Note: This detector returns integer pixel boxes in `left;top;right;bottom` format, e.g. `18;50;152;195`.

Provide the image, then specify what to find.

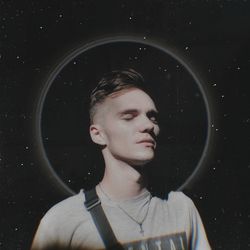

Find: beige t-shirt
31;188;211;250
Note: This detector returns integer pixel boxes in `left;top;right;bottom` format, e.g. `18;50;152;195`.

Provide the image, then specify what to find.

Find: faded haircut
89;69;148;124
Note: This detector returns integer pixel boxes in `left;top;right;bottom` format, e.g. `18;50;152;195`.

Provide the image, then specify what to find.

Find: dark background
0;0;250;249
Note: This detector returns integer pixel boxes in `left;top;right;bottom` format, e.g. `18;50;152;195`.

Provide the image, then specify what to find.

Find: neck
99;154;148;200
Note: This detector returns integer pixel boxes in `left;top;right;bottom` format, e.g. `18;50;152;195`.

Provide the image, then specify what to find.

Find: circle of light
34;36;213;195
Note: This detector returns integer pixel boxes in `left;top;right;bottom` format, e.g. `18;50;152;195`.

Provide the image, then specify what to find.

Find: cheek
105;123;127;142
108;124;135;145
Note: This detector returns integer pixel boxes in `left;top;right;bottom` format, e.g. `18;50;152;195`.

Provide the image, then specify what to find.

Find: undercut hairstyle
89;69;148;124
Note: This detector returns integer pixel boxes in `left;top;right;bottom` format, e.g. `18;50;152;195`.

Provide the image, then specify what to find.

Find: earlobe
89;124;106;146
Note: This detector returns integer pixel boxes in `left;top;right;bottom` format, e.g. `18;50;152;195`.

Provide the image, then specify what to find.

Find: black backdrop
1;1;250;249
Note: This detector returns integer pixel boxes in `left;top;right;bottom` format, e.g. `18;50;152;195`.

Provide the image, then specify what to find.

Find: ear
89;124;106;146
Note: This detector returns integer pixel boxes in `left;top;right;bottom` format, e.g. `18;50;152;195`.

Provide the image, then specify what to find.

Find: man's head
89;69;160;166
89;69;147;124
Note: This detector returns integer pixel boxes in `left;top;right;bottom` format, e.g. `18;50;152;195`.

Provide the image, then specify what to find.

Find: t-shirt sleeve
186;196;212;250
31;191;86;250
31;211;67;250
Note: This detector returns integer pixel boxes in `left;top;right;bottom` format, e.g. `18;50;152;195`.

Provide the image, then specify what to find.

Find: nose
139;115;156;133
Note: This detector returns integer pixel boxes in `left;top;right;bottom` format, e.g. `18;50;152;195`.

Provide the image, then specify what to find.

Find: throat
100;167;147;201
99;178;146;201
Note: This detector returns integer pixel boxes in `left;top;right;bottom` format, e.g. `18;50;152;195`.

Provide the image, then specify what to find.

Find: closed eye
122;114;135;120
119;109;138;120
150;116;158;124
147;111;159;124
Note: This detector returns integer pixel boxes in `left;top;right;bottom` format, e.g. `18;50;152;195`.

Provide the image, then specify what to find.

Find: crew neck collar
96;185;151;207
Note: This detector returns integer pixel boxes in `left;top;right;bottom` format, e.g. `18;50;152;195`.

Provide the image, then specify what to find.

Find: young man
31;69;211;250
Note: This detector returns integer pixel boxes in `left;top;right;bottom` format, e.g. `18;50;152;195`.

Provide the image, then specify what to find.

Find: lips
137;138;156;147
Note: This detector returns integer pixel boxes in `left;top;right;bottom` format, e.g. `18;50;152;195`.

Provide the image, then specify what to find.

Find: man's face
91;88;160;166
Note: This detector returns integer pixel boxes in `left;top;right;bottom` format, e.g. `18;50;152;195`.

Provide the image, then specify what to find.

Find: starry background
0;0;250;249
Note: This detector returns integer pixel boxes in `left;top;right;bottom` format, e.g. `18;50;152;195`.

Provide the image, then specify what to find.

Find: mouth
137;139;156;148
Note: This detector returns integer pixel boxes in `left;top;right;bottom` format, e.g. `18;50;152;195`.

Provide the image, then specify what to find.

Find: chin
130;154;155;166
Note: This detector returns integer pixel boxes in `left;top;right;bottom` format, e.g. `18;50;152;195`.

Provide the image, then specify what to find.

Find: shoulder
46;189;84;213
39;189;89;228
32;190;90;249
168;191;194;206
166;191;200;220
153;191;196;213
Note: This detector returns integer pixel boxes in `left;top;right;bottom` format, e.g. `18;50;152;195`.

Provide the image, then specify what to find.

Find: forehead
105;88;157;113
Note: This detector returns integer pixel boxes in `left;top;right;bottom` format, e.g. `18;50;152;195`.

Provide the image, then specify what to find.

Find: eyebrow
117;109;159;116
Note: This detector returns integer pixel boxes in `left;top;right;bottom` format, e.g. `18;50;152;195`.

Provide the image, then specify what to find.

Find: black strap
84;188;124;250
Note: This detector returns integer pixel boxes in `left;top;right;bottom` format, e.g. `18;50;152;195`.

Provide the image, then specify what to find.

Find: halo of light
34;35;214;195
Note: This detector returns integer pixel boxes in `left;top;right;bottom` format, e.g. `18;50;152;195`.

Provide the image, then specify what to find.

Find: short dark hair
89;69;147;123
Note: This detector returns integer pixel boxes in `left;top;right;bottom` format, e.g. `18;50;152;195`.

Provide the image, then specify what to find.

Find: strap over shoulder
84;188;124;250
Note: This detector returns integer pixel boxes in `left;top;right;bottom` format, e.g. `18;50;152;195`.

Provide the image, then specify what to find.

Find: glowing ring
34;35;214;195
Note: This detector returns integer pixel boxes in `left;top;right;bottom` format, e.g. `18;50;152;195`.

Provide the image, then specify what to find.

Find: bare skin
89;88;160;200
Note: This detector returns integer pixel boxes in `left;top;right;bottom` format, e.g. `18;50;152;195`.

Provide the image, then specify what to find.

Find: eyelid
120;111;159;122
121;111;138;116
121;113;135;119
148;113;159;123
150;117;158;123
